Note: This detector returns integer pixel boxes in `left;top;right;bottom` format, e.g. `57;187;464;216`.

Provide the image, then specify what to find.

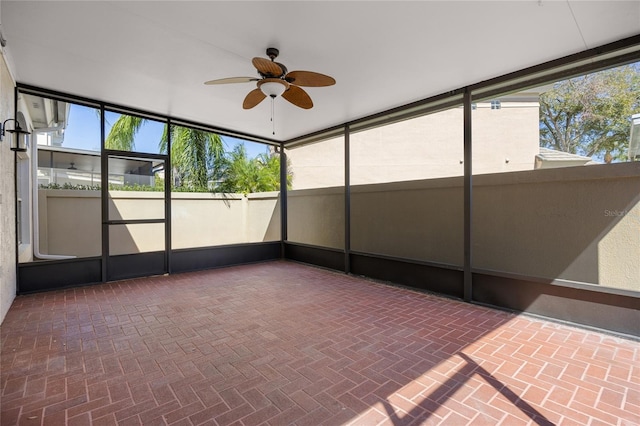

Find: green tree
539;63;640;161
160;126;224;191
105;116;145;151
105;117;224;191
217;144;290;194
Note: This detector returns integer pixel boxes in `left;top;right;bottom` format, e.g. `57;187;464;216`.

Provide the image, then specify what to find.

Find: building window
491;100;501;110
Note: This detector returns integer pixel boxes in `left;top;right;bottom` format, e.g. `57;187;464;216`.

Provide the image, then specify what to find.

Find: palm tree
160;125;224;191
105;115;224;191
104;115;145;151
256;151;292;191
217;144;290;194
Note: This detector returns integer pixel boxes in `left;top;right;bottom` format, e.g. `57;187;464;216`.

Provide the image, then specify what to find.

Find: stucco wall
38;190;101;256
286;100;540;190
472;163;640;290
245;193;281;243
171;192;280;249
351;179;464;266
0;51;16;324
287;187;345;249
36;190;280;256
288;163;640;291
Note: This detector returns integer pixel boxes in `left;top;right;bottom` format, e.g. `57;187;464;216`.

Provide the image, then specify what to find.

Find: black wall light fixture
0;119;30;152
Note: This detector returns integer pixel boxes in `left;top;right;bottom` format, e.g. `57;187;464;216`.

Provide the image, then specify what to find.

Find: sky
60;103;269;158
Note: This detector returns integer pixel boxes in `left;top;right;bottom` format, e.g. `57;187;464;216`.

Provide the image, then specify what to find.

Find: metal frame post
100;105;108;282
165;119;172;274
463;89;473;302
344;124;351;273
280;142;287;258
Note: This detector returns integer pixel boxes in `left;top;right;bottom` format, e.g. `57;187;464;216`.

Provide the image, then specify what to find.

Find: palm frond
105;115;145;151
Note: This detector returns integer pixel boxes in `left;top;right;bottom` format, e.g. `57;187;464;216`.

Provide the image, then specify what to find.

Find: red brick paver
1;261;638;425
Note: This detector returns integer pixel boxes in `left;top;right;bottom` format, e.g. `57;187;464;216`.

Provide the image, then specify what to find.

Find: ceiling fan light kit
258;78;289;98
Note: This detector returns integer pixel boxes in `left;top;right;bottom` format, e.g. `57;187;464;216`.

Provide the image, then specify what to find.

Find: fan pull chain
271;95;276;135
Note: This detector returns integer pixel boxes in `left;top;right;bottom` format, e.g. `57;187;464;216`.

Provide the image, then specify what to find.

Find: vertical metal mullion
463;89;473;302
165;120;172;274
14;86;20;294
280;142;287;258
344;124;351;274
100;105;108;282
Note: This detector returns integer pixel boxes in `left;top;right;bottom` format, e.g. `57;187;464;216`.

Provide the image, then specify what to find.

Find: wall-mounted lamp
0;119;30;152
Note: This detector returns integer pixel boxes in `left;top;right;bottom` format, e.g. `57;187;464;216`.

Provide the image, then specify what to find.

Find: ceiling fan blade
282;85;313;109
285;71;335;87
243;88;267;109
204;77;258;85
252;57;284;77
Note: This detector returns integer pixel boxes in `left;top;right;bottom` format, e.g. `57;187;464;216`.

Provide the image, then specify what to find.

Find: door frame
102;149;171;281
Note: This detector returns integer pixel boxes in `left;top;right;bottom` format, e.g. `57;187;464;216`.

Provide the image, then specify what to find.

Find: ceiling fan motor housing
266;47;279;59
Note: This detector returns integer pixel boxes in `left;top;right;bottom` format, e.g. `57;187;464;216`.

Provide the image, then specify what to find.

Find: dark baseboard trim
349;252;464;299
18;257;102;294
284;242;346;271
171;242;281;274
473;272;640;337
108;251;166;282
17;242;282;293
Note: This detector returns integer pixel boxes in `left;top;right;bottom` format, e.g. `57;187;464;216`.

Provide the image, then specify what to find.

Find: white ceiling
2;1;639;142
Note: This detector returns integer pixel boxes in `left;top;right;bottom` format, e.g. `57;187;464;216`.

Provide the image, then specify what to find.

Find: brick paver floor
1;260;638;425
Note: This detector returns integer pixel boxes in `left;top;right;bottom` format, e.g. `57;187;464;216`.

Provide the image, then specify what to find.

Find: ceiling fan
204;48;335;110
